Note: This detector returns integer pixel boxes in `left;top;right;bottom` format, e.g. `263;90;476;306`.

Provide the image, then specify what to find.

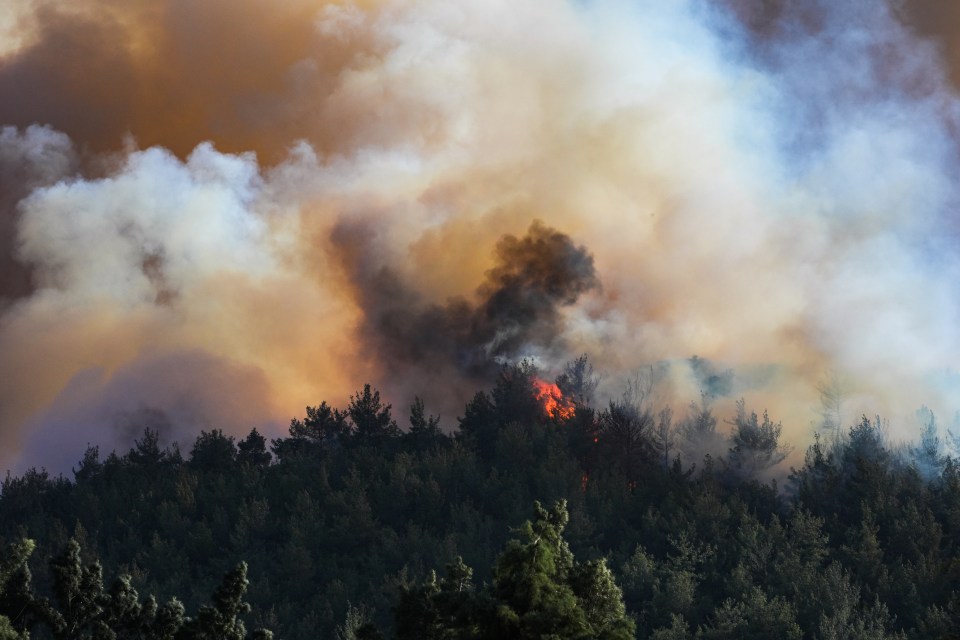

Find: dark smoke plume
337;220;599;387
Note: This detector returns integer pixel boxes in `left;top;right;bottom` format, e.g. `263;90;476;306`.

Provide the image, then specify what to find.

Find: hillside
2;362;959;639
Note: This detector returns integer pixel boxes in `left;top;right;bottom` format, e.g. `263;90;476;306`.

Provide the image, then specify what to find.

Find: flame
533;378;575;420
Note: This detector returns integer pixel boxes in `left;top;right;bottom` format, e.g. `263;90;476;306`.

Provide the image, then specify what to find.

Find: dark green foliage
128;428;180;468
179;562;253;639
490;361;547;427
275;401;350;461
726;399;791;479
48;538;107;638
568;559;635;639
696;588;801;639
406;397;446;451
347;384;401;447
189;430;237;472
237;429;271;468
396;501;634;640
4;370;960;639
0;539;267;639
0;616;21;640
491;501;589;638
0;539;42;636
598;400;654;482
458;391;498;459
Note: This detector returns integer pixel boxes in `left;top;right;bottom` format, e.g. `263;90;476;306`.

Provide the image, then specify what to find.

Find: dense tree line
0;537;271;639
2;360;960;638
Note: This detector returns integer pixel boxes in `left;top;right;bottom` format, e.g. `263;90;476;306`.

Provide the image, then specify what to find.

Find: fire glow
533;379;575;421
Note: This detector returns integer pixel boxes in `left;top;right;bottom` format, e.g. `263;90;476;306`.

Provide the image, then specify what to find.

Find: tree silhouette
727;399;791;478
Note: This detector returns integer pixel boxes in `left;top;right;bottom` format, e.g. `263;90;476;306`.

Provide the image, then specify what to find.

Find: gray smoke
332;220;599;410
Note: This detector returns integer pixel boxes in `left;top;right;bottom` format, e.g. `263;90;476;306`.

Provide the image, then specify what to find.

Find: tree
0;538;269;639
491;501;586;638
0;539;44;637
272;402;349;461
844;416;888;466
189;429;237;471
651;614;692;640
653;407;678;469
458;391;498;459
726;400;791;478
394;501;634;639
338;603;383;640
556;355;599;407
911;407;943;478
697;588;802;639
292;402;349;445
73;446;103;483
600;400;654;482
1;468;70;524
816;372;846;447
237;428;272;467
128;428;176;467
48;538;108;638
347;385;401;446
405;397;445;450
491;361;545;426
569;559;635;639
0;615;21;640
678;394;725;468
179;562;271;639
394;560;480;640
103;575;151;638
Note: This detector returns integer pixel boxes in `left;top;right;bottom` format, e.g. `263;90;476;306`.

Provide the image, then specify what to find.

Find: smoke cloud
335;220;599;411
2;0;960;472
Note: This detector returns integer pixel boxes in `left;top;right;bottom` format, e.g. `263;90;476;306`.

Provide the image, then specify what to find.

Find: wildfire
533;378;576;420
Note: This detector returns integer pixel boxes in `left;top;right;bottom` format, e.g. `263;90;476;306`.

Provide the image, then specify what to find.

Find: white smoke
2;0;960;472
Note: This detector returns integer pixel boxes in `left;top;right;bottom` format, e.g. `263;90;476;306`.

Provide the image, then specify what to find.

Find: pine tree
347;385;401;446
0;539;42;637
569;559;635;640
48;538;109;638
237;429;272;467
189;429;237;471
727;400;791;478
179;562;257;639
406;397;444;450
393;501;635;639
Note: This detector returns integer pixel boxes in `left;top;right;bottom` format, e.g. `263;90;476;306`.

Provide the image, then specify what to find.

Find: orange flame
533;378;575;420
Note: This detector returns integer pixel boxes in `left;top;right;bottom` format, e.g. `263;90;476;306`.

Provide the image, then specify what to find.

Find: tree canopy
2;360;959;638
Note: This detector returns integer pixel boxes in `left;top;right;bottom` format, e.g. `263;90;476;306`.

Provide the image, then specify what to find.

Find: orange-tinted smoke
2;0;960;475
0;0;384;162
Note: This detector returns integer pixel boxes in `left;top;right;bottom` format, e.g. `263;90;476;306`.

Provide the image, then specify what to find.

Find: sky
2;0;960;473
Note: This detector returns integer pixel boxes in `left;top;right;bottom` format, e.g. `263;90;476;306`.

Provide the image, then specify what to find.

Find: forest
1;358;959;639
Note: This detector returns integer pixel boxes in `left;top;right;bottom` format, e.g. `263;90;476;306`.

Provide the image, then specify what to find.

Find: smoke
17;349;277;474
334;220;599;411
2;0;960;472
0;125;78;301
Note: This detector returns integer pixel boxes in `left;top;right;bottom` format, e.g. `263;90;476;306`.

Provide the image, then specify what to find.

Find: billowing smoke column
2;0;960;473
334;219;599;411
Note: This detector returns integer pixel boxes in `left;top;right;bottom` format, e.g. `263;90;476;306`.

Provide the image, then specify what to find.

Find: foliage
0;537;269;639
395;501;634;640
3;365;960;639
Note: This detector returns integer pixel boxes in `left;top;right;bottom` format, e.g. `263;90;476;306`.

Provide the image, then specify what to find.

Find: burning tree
532;378;576;421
